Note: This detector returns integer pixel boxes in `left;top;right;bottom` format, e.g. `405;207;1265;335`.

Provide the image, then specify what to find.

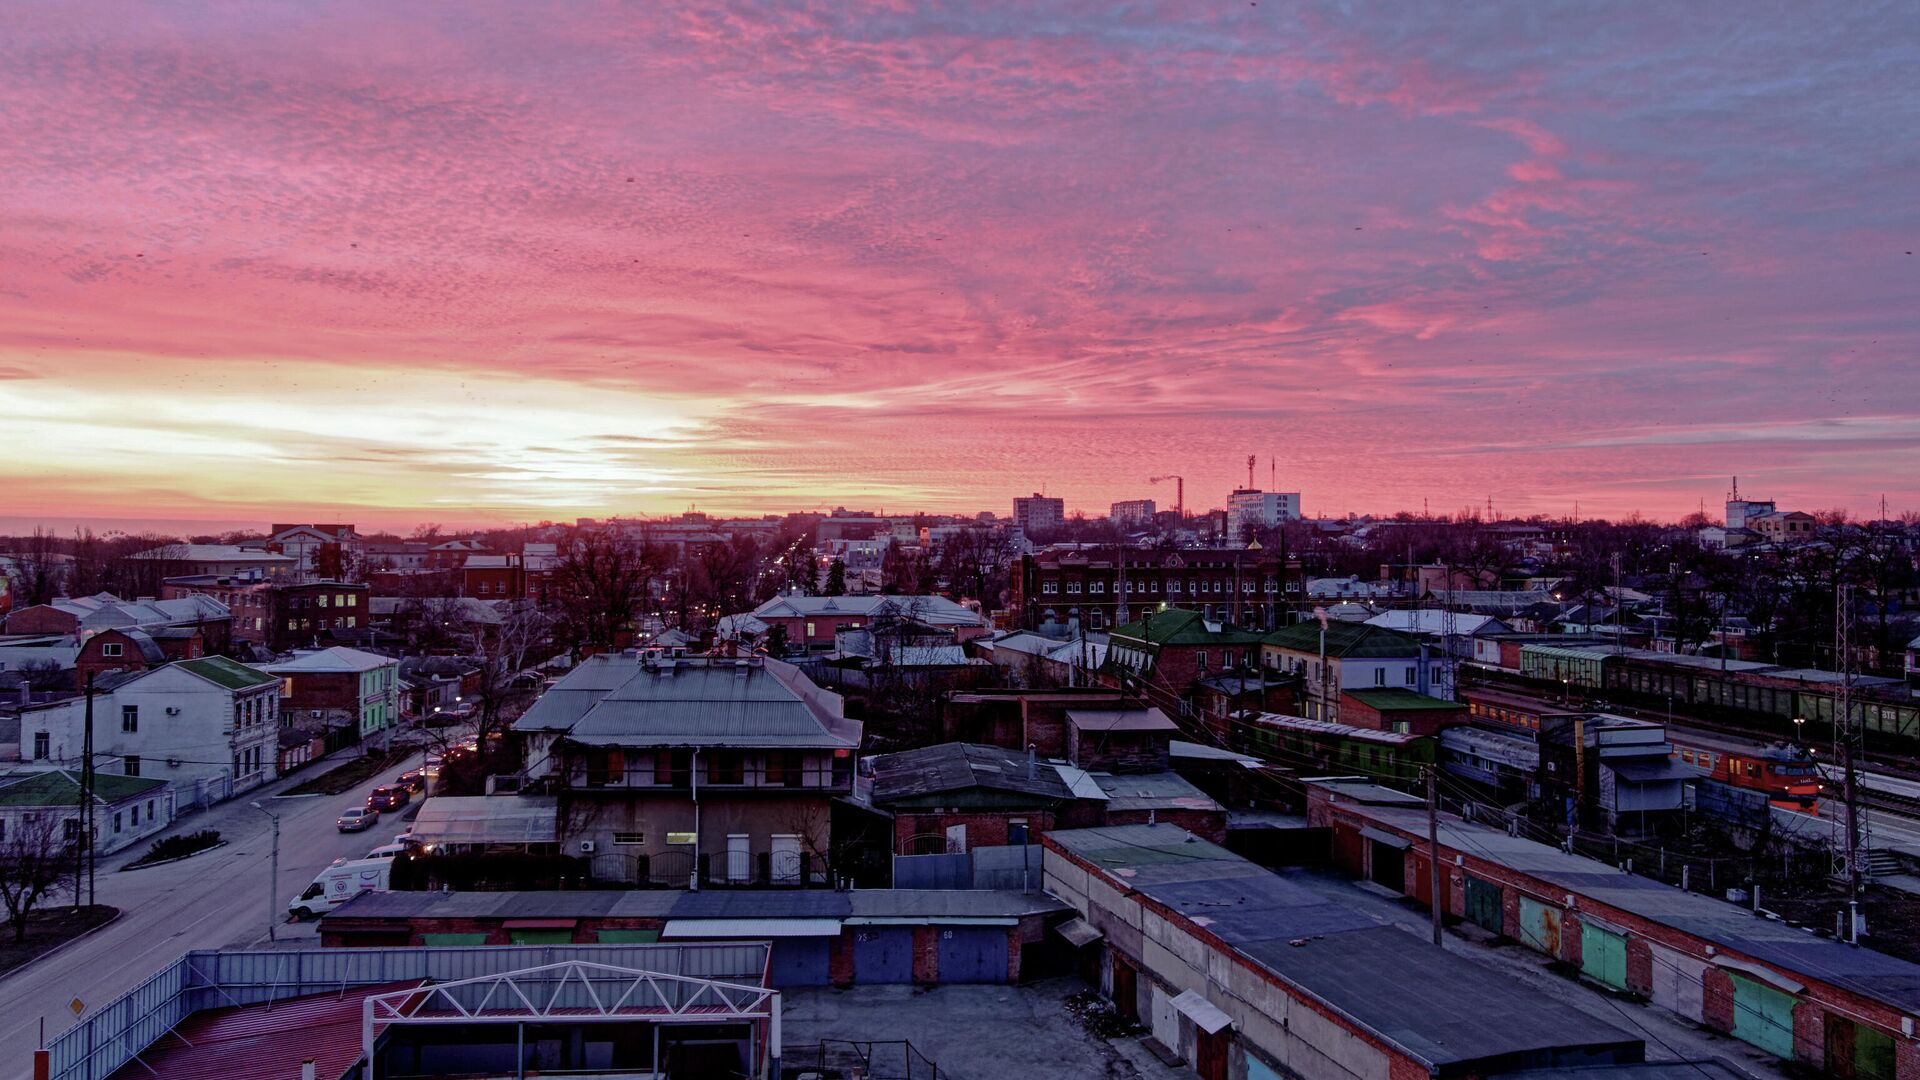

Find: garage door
1648;942;1705;1022
852;927;914;984
935;927;1008;984
1369;841;1405;892
1517;896;1562;957
1580;924;1628;990
1150;985;1181;1056
1729;973;1797;1060
1464;876;1503;934
769;937;833;987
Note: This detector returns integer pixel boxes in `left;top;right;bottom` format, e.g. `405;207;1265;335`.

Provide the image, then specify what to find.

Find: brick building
1309;779;1920;1079
161;577;368;651
462;544;559;602
1337;687;1467;737
267;646;400;752
1105;608;1266;701
74;625;206;686
1012;546;1304;633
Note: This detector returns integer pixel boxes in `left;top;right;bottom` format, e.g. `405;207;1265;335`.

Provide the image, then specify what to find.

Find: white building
1012;493;1064;533
1109;499;1157;529
0;769;175;856
20;656;282;805
1227;489;1302;541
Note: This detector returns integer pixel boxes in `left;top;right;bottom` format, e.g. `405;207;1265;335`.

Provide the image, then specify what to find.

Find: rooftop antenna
1247;454;1257;490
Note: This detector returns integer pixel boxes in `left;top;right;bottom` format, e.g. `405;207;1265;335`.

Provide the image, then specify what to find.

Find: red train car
1671;739;1821;813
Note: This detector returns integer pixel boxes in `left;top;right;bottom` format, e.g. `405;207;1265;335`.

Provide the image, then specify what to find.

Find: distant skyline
4;3;1917;527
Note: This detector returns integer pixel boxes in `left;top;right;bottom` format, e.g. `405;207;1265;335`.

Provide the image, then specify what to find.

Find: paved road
0;744;426;1073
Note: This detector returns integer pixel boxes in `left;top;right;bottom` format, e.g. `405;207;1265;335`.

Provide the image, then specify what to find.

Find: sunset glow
5;2;1918;528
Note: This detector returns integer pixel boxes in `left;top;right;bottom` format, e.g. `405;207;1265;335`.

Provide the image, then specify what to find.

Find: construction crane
1150;475;1183;521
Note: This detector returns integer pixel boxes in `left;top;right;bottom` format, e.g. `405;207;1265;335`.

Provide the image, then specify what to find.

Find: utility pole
1427;766;1444;946
250;802;280;943
1612;552;1624;657
82;671;96;908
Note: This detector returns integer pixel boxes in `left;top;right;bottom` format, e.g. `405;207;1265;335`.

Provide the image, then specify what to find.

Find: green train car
1241;713;1435;788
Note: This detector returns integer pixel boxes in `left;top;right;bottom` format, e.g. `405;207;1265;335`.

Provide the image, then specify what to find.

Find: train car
1669;737;1821;812
1242;713;1434;789
1461;685;1575;734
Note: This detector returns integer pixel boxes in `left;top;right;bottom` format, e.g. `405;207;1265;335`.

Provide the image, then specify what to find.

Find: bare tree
5;527;63;607
0;813;77;941
15;659;68;693
549;527;667;652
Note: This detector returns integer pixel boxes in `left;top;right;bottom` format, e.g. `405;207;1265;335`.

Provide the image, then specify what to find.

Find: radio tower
1247;454;1257;489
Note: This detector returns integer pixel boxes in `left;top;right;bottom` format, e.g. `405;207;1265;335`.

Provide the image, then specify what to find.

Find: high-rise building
1012;493;1065;532
1227;489;1301;541
1109;499;1157;528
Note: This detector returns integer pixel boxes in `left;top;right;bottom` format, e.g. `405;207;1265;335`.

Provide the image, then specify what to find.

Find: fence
893;845;1043;890
44;943;771;1080
790;1039;943;1080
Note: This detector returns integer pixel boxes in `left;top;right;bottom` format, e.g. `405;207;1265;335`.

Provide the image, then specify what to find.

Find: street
0;744;427;1074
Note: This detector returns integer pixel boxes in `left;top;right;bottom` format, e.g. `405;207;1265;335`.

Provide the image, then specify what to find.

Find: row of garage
1320;797;1907;1080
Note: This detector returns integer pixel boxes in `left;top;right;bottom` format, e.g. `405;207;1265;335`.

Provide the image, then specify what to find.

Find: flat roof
1065;707;1179;733
1045;825;1637;1071
324;889;1065;923
409;796;558;846
1322;798;1920;1016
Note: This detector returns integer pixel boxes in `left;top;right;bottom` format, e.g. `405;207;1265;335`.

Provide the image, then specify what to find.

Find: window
707;753;745;785
121;705;138;732
147;799;155;820
1374;667;1386;686
612;832;646;845
1390;721;1411;735
765;750;804;788
805;621;816;637
125;755;140;777
1195;651;1208;672
1008;819;1030;846
1405;667;1416;685
346;616;356;628
1042;581;1057;595
336;593;349;607
1066;581;1081;595
101;642;123;658
33;733;48;760
317;593;329;608
1168;580;1182;594
63;819;80;842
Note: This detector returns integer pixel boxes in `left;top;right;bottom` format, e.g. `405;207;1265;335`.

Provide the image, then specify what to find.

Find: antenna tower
1834;582;1867;941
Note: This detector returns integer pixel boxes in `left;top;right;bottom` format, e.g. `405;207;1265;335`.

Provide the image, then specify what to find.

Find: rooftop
1065;707;1179;733
869;742;1074;803
323;888;1064;923
747;593;984;627
131;544;296;564
1319;790;1920;1017
173;656;278;691
1343;688;1467;712
1045;825;1638;1072
1363;609;1510;637
267;646;397;674
1109;608;1265;647
519;655;861;750
409;796;559;846
1263;620;1425;658
0;769;169;806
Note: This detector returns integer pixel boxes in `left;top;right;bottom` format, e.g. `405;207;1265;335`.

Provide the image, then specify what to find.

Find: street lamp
249;801;280;944
1793;716;1805;747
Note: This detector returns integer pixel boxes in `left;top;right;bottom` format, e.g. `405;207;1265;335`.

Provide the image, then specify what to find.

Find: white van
289;858;391;920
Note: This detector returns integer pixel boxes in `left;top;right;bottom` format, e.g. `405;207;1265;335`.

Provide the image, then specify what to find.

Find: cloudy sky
4;2;1917;530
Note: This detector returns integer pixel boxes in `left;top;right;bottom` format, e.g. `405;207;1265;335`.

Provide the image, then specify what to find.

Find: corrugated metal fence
892;845;1043;890
47;943;770;1080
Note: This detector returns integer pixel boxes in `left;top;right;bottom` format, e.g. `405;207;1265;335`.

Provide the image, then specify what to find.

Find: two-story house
267;646;400;752
515;654;861;887
19;656;282;804
1261;621;1450;724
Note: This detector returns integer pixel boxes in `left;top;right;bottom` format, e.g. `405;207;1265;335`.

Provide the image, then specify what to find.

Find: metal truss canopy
363;960;776;1037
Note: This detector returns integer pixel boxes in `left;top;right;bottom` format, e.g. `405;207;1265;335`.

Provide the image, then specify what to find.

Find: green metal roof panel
0;770;168;806
1263;621;1424;658
1344;689;1466;712
175;656;278;690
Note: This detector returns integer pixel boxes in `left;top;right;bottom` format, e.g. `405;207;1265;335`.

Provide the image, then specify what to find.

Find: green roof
0;770;168;807
175;656;277;690
1344;688;1467;712
1263;621;1424;658
1110;608;1266;647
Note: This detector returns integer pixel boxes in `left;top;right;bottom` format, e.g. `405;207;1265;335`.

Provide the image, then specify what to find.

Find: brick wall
830;931;854;987
1792;1000;1825;1069
1702;967;1736;1033
1104;807;1226;845
1626;937;1653;996
892;810;1055;854
912;926;938;985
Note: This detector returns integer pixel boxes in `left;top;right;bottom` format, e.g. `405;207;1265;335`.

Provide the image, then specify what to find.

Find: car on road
397;768;426;793
366;785;411;813
337;807;379;832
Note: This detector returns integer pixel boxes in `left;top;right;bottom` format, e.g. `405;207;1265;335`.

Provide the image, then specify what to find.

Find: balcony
567;750;853;795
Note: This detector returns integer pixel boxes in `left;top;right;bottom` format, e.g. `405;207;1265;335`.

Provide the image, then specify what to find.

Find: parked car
288;858;392;919
366;785;410;813
337;807;379;832
362;842;409;862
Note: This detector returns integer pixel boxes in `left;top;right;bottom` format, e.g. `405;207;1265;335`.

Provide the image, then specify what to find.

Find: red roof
108;982;418;1080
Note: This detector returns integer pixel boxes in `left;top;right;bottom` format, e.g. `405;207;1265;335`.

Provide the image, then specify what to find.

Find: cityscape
4;5;1920;1080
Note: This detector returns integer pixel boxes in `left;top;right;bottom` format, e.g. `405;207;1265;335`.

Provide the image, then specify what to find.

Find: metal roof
1252;712;1423;746
326;888;1063;923
1325;798;1920;1016
662;918;842;939
1066;707;1178;732
1090;771;1224;814
409;796;558;845
870;742;1074;803
1045;825;1638;1071
1343;688;1465;712
105;982;416;1080
531;656;860;750
267;646;395;674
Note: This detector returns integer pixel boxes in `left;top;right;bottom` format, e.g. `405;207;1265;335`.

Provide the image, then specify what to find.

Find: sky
3;1;1918;532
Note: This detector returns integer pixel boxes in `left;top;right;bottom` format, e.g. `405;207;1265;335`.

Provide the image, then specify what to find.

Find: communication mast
1835;582;1867;941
